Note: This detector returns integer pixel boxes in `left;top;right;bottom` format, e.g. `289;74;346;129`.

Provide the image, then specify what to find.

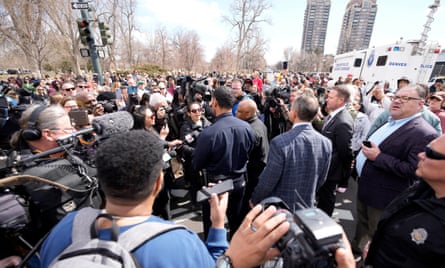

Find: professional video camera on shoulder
260;197;343;267
190;76;213;102
0;111;135;264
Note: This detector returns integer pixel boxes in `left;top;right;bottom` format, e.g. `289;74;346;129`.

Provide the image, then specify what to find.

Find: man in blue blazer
352;83;439;255
251;94;332;210
317;85;354;216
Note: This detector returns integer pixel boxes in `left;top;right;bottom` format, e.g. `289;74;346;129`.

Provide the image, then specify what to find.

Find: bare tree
243;26;267;71
172;29;205;72
112;0;136;69
0;0;51;73
223;0;271;71
210;43;237;73
42;0;83;74
155;26;170;68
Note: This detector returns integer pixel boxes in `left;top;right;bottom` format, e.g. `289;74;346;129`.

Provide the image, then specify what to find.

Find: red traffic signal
77;19;93;45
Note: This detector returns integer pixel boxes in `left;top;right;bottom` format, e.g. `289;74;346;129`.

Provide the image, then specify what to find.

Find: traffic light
99;22;112;46
77;19;93;45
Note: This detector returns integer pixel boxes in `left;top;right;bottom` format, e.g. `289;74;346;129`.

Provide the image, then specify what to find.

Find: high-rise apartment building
337;0;377;55
301;0;331;54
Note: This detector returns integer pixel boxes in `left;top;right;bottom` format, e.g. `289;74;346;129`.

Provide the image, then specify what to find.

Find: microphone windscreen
92;111;134;137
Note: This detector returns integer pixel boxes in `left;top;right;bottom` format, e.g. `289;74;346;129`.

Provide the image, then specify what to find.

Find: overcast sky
135;0;445;64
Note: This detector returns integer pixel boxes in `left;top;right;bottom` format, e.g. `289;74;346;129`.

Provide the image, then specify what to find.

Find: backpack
49;207;185;268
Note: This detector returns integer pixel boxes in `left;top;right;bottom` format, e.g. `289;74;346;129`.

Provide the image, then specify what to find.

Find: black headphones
21;105;47;141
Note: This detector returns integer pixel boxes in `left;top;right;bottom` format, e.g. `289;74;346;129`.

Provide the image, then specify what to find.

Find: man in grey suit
251;94;332;210
317;85;354;216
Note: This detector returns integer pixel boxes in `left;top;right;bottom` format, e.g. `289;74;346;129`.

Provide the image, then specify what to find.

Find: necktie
322;114;332;131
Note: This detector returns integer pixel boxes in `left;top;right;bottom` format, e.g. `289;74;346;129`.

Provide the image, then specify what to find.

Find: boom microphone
92;111;134;137
57;111;134;144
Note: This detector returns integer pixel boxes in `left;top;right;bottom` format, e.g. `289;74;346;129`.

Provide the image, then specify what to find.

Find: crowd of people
0;68;445;267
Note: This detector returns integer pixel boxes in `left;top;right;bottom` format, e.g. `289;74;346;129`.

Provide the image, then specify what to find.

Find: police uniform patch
410;228;428;245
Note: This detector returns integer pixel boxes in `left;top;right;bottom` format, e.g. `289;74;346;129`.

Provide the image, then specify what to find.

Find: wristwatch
215;254;233;268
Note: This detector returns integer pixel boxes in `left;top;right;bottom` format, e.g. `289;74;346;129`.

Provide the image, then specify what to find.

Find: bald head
236;99;257;121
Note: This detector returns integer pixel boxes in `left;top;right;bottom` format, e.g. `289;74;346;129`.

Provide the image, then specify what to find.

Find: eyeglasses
63;87;75;91
392;95;422;103
190;108;202;113
425;144;445;160
77;85;88;88
159;88;166;90
50;127;74;133
64;105;78;109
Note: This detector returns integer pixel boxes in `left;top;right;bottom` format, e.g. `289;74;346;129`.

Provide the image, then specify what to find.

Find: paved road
170;178;359;241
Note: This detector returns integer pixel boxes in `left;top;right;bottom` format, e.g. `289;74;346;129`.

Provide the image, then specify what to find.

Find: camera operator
224;201;355;268
178;102;211;207
1;104;101;261
148;94;182;219
191;82;215;123
0;88;24;150
245;81;264;114
150;93;181;141
96;91;118;114
76;92;104;119
263;86;290;140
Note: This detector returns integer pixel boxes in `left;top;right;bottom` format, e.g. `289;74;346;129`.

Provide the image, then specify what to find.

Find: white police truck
331;40;441;89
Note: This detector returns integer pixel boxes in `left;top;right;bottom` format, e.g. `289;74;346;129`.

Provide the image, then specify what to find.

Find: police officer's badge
410;228;428;245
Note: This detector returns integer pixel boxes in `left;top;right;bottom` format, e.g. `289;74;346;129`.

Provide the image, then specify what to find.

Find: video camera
181;76;212;103
265;87;290;110
260;197;343;267
0;111;135;263
97;100;117;114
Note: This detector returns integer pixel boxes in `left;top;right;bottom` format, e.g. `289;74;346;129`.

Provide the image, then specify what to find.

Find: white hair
149;93;167;108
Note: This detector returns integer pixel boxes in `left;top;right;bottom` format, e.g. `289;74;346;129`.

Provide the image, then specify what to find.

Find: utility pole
75;0;104;85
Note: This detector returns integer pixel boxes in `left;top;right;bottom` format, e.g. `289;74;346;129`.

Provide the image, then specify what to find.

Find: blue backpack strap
71;207;101;243
71;208;186;252
118;221;186;252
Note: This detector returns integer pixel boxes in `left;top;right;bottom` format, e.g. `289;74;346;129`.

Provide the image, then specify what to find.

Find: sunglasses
190;108;202;113
77;85;88;88
425;144;445;160
64;87;75;91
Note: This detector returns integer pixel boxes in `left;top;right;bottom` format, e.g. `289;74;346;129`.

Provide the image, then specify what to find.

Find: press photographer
0;82;30;150
0;106;133;264
182;76;214;123
148;94;183;219
259;197;343;268
263;86;291;139
75;92;105;118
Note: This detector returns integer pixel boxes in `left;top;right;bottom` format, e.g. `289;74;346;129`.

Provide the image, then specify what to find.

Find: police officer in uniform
365;134;445;267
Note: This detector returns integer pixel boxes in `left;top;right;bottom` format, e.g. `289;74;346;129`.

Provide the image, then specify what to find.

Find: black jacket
366;180;445;268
